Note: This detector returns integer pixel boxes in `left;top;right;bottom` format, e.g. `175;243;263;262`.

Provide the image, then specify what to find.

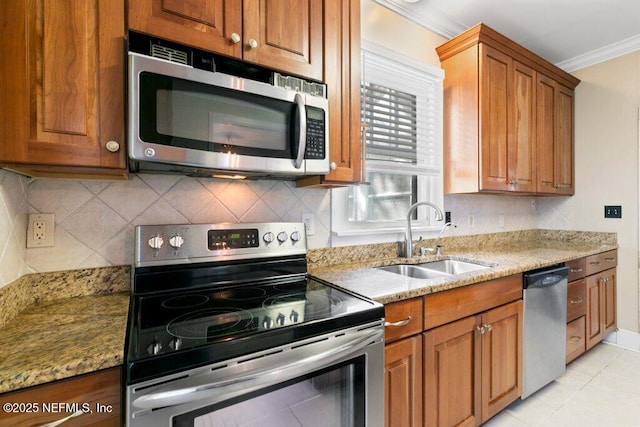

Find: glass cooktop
126;276;383;384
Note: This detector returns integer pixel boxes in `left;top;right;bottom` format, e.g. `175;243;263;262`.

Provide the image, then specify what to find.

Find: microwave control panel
305;107;326;159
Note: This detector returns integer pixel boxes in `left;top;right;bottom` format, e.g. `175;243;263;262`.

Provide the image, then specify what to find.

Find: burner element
161;294;210;309
166;308;254;340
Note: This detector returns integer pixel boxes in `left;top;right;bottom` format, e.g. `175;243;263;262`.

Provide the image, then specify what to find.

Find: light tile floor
485;343;640;426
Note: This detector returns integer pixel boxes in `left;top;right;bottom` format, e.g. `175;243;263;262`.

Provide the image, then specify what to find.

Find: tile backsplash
0;170;573;287
0;170;29;287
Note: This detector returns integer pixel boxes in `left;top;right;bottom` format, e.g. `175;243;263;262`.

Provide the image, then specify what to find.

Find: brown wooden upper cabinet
436;23;580;195
297;0;362;186
1;0;128;179
128;0;323;81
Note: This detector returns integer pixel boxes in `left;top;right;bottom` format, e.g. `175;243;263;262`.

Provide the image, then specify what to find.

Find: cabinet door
554;84;575;194
0;367;121;426
424;316;481;427
586;273;603;350
479;44;510;192
536;74;575;195
1;0;127;177
384;336;423;427
510;61;536;192
297;0;361;186
602;268;617;336
128;0;242;58
480;300;523;422
243;0;323;81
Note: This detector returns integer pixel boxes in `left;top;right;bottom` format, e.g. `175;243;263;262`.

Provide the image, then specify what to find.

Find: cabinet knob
105;140;120;152
248;38;258;49
330;162;337;170
509;180;517;185
230;32;241;44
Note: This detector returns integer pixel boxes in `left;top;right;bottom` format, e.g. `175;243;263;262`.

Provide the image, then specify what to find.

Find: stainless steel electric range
125;222;385;427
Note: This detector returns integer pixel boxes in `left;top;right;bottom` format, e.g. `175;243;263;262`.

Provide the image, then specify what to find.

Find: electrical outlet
302;213;315;236
468;215;475;228
445;211;452;223
604;205;622;218
27;213;55;248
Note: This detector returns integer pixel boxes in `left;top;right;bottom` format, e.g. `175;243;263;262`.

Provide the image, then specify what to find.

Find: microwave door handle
294;93;306;169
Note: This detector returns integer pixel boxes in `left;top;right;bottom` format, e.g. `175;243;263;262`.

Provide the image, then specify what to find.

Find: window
331;42;444;241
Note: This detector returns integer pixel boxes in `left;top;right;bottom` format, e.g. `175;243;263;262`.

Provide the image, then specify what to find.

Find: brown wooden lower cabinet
0;367;121;427
586;268;617;350
384;335;423;427
424;300;523;426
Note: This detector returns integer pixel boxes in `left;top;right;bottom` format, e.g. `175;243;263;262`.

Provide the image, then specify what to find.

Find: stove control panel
135;222;307;267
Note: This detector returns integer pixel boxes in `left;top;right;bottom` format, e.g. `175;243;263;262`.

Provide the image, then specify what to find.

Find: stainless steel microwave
127;52;329;178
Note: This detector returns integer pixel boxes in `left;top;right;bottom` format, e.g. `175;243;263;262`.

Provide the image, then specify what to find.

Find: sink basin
416;259;490;274
377;264;449;280
377;259;490;279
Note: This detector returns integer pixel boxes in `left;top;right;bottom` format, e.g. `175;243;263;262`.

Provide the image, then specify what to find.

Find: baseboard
603;329;640;352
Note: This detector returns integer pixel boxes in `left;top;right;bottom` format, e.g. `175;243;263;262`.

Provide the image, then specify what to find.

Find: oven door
128;53;329;177
127;322;383;427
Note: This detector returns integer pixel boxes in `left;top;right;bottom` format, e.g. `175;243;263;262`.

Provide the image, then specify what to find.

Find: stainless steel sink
377;264;449;279
416;259;490;274
377;259;490;279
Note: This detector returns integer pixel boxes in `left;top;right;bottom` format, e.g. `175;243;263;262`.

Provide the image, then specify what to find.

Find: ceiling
374;0;640;71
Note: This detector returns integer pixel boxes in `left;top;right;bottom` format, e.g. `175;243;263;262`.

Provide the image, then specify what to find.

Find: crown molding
372;0;464;39
373;0;640;72
556;34;640;72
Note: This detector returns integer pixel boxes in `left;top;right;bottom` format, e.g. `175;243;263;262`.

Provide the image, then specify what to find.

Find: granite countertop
0;267;130;394
0;230;617;394
309;230;618;304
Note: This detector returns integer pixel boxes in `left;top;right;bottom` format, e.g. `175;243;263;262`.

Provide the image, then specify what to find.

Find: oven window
139;72;295;158
173;357;365;427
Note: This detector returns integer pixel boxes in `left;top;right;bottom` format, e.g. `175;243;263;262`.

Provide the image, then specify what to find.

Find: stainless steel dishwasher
522;265;569;399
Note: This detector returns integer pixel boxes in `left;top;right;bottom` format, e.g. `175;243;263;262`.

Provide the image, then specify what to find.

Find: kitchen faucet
403;202;444;258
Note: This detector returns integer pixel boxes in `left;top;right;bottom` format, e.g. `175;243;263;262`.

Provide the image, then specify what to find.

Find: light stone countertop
308;230;617;304
0;230;616;394
0;267;130;394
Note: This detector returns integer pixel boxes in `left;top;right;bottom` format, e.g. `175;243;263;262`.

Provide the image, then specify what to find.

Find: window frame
331;40;444;244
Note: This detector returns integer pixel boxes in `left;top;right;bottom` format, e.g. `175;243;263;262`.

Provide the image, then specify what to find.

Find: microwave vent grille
274;72;326;98
151;44;188;65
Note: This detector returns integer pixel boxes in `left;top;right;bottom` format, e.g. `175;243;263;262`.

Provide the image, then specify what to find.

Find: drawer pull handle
570;298;583;304
590;261;601;265
570;268;583;273
385;316;412;327
570;336;583;343
605;257;615;262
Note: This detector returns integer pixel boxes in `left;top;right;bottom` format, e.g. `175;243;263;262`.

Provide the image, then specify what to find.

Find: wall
568;52;640;332
0;170;29;287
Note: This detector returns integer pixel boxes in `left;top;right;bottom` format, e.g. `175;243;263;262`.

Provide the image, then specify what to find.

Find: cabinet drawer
585;250;617;276
567;278;586;322
384;298;423;343
566;257;587;281
424;274;522;330
566;316;586;364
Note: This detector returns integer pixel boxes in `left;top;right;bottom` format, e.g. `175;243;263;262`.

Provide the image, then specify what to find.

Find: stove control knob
277;231;288;243
147;340;162;356
148;235;164;250
290;231;301;242
263;232;274;244
262;316;273;329
290;310;299;323
276;313;286;326
169;235;184;249
169;338;182;351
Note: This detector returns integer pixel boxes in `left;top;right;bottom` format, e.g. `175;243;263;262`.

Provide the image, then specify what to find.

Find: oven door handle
132;327;381;411
294;92;306;169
